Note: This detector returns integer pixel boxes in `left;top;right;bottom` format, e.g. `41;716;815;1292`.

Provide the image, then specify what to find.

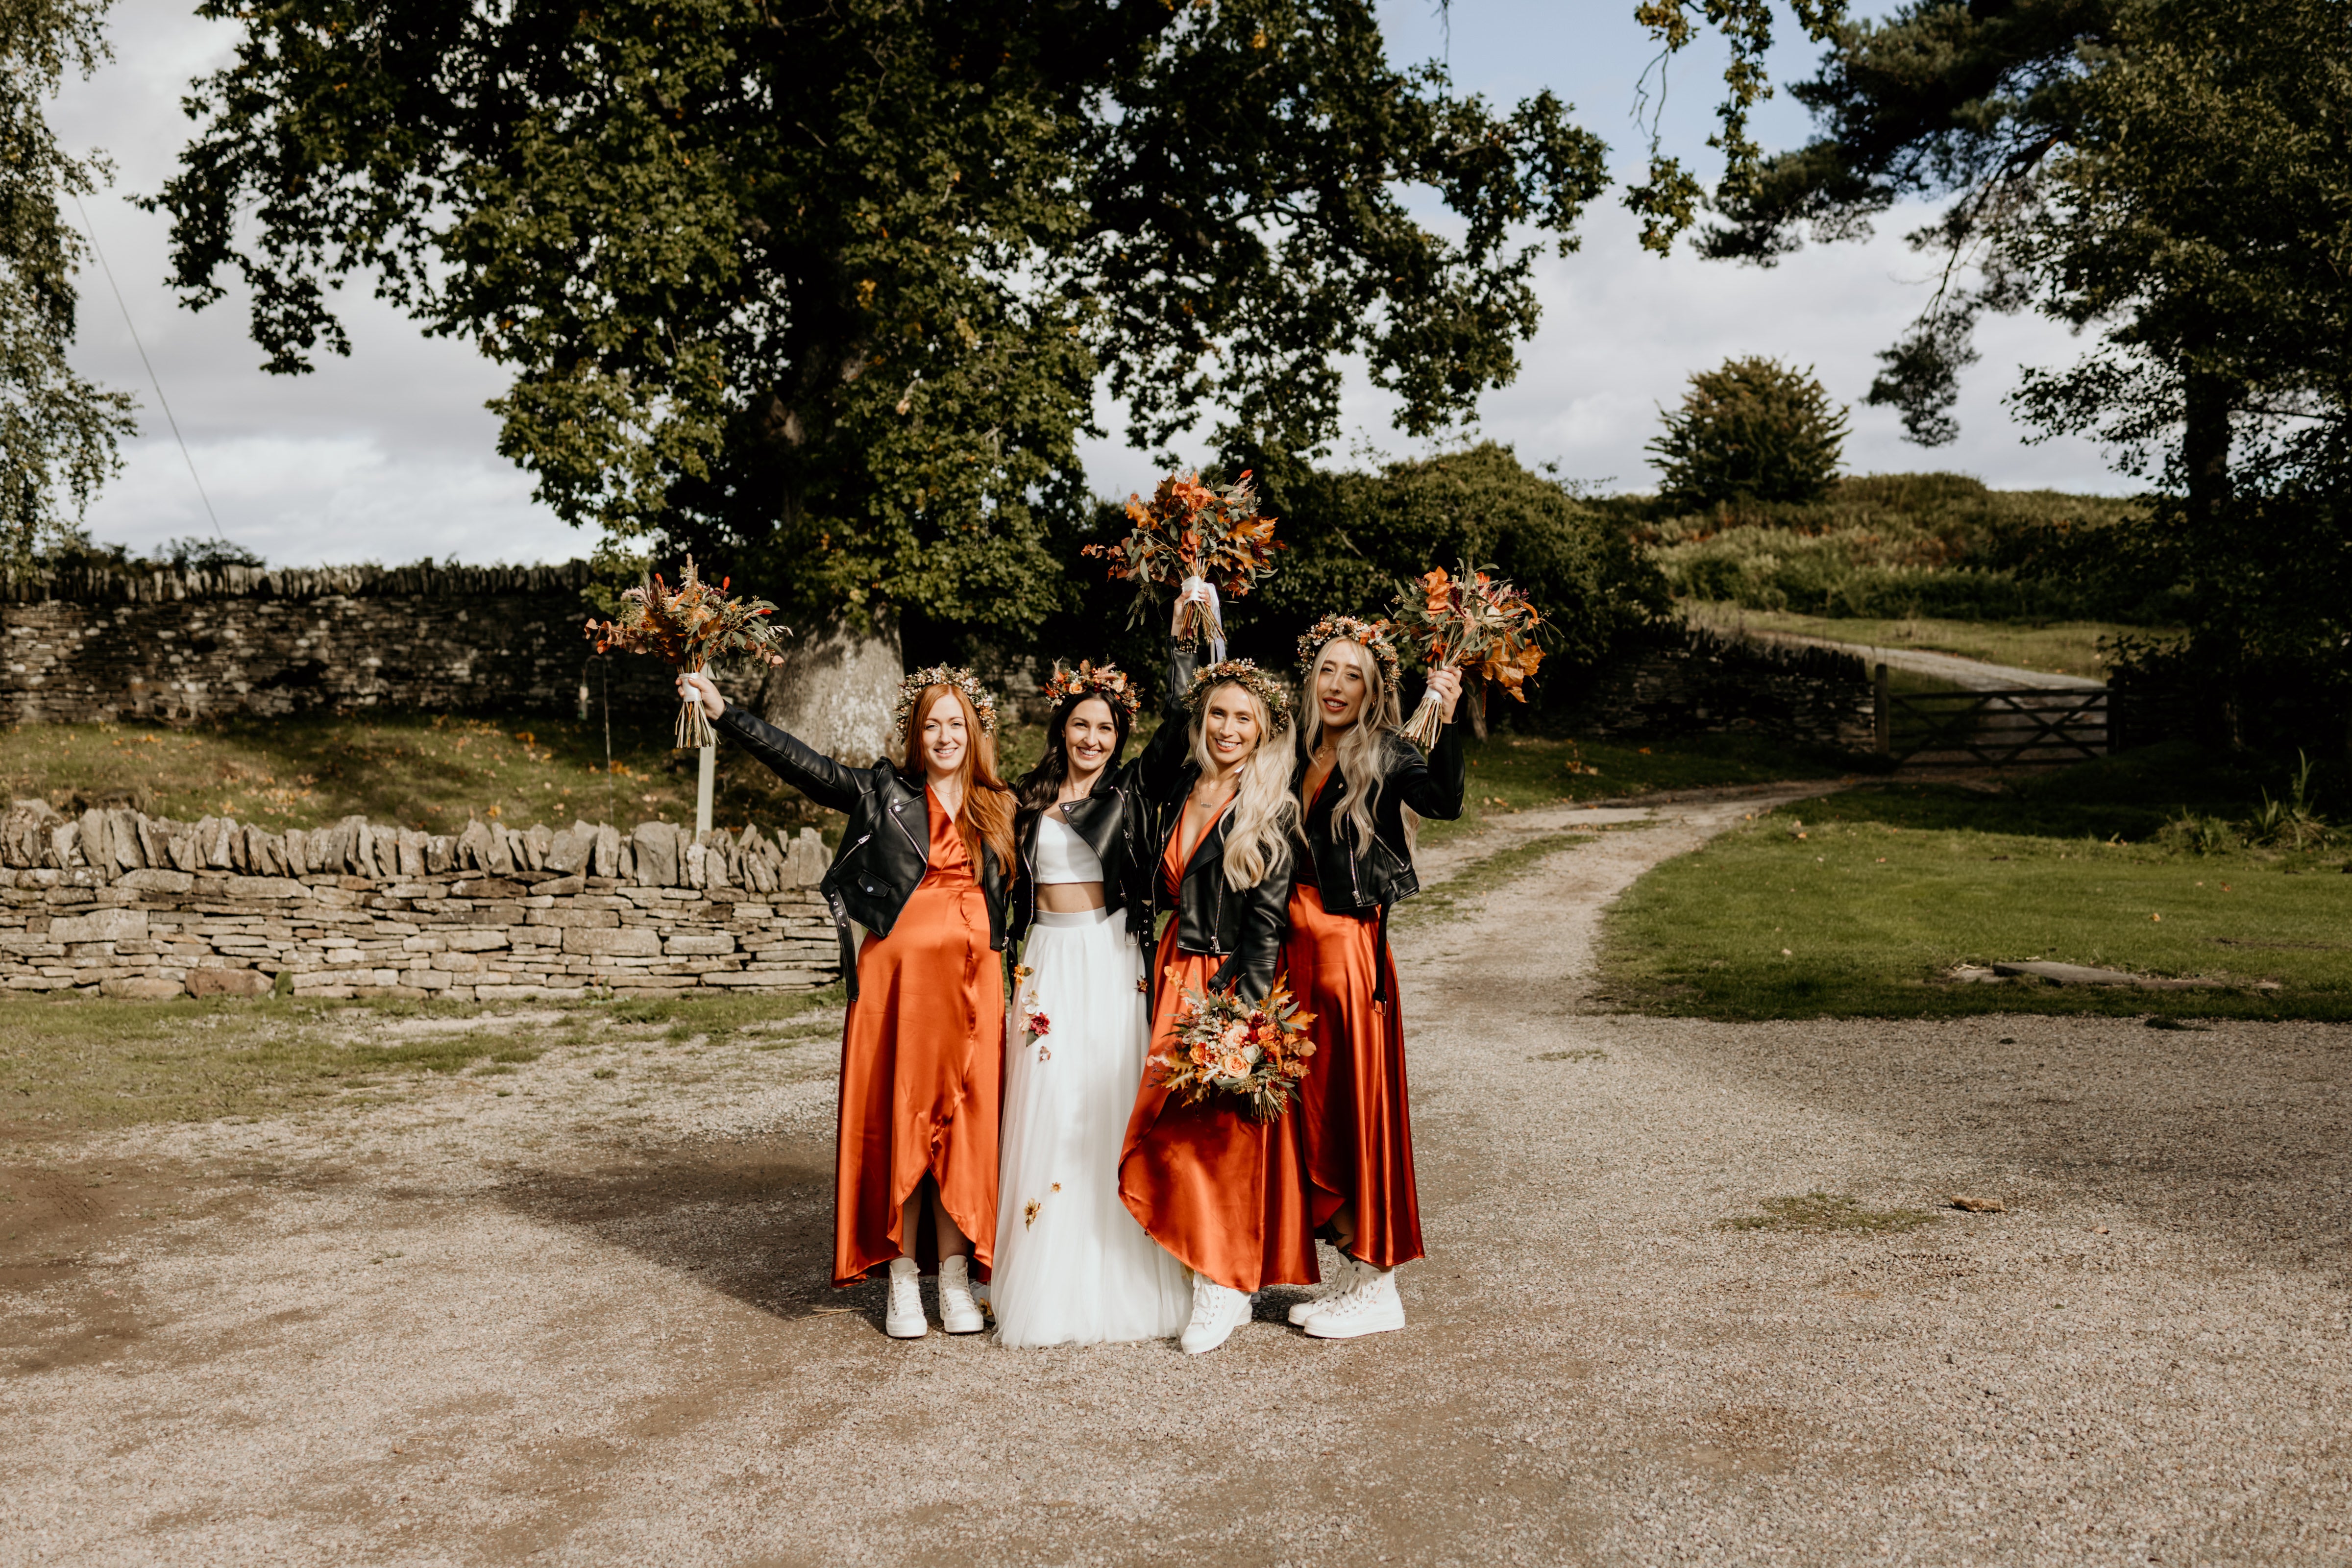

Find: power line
72;193;224;541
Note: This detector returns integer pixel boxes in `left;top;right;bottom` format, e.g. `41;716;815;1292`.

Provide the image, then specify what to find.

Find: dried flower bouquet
585;557;789;748
1388;563;1545;749
1083;469;1281;645
1154;976;1316;1123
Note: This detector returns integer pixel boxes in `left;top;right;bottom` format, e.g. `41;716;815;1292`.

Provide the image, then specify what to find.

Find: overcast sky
52;0;2124;568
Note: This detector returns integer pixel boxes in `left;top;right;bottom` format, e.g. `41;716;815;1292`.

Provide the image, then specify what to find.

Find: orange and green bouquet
1154;976;1316;1123
1388;562;1544;749
1082;469;1282;646
585;556;790;749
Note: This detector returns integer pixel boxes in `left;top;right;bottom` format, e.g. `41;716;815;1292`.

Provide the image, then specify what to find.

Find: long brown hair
901;685;1016;872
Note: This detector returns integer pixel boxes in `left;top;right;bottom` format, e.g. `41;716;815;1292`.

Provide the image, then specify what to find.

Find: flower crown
1040;660;1140;723
1295;613;1402;691
1183;659;1294;725
895;664;999;736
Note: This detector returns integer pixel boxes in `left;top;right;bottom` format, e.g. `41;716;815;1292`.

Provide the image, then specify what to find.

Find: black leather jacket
1008;770;1156;948
1292;719;1466;915
1136;642;1291;1004
714;705;1008;998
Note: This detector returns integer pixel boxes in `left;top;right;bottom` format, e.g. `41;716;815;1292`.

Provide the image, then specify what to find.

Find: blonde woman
683;664;1014;1341
1279;617;1462;1338
1118;631;1312;1355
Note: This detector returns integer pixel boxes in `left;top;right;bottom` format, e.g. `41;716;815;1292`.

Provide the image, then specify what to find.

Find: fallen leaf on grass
1950;1195;2006;1214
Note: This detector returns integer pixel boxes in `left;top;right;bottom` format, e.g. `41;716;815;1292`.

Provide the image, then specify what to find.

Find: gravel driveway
4;790;2347;1566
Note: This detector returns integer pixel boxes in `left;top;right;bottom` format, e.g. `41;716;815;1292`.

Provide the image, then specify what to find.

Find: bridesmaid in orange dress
683;664;1014;1340
1280;617;1462;1339
1119;632;1315;1354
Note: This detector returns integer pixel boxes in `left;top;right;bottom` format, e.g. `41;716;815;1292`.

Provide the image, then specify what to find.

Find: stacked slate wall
1561;627;1872;752
0;801;839;1001
0;561;676;724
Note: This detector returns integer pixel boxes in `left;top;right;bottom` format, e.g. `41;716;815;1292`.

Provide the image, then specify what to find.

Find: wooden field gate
1871;664;2112;767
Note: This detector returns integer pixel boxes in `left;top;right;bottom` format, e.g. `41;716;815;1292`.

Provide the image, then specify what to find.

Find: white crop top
1035;808;1105;884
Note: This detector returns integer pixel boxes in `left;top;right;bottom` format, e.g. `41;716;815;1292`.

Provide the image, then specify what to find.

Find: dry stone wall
0;560;676;724
0;801;840;1001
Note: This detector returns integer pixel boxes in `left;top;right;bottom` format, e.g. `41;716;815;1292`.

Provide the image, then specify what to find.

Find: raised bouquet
1388;562;1545;749
1153;977;1316;1123
585;557;790;749
1082;469;1281;646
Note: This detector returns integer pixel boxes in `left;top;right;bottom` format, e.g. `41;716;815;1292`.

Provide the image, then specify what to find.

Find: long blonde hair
1299;637;1404;857
900;686;1016;872
1189;683;1298;890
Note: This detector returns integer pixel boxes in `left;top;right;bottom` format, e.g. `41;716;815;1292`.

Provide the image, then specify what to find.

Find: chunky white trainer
1286;1257;1367;1325
1179;1277;1252;1355
885;1257;927;1339
1303;1262;1404;1339
936;1254;986;1334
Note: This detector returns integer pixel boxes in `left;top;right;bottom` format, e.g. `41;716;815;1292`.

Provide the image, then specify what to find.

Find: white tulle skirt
992;906;1191;1348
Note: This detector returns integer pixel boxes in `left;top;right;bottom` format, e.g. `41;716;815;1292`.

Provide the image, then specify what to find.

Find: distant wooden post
696;744;716;836
1874;662;1891;757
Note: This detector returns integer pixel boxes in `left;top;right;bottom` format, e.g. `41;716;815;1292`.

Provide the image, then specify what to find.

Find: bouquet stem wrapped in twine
1390;563;1545;750
584;557;790;749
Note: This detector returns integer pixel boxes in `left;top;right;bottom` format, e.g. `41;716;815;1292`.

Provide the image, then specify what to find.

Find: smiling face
1200;683;1265;770
1061;696;1121;780
917;690;970;780
1312;640;1373;731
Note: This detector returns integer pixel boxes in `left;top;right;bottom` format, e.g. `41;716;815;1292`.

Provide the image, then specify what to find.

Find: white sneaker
1179;1276;1252;1354
1303;1262;1405;1339
1287;1257;1366;1325
885;1257;927;1339
937;1255;985;1334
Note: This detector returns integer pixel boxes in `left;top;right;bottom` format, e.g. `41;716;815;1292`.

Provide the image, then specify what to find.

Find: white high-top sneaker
1303;1262;1405;1339
1287;1257;1367;1325
885;1257;927;1339
1179;1276;1252;1355
936;1254;986;1334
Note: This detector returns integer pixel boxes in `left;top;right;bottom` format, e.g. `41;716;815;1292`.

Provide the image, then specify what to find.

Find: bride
991;662;1191;1346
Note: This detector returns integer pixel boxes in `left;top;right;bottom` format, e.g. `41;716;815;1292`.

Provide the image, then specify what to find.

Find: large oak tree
158;0;1608;670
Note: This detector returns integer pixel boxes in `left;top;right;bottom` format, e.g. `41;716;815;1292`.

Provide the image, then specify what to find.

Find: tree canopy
1645;356;1847;508
158;0;1609;644
0;0;136;578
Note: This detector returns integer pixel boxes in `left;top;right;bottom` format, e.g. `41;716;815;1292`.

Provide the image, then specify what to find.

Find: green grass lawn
1682;602;2175;680
0;986;842;1137
6;709;1847;853
1602;745;2352;1021
1426;730;1850;846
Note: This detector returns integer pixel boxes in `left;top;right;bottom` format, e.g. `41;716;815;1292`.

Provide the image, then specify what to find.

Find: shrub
1647;357;1850;508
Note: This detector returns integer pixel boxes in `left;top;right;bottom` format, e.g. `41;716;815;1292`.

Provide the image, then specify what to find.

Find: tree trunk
2181;372;2235;537
757;613;905;765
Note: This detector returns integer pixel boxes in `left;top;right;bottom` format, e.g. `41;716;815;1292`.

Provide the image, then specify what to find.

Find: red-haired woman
682;665;1015;1340
1281;617;1462;1339
1120;631;1316;1354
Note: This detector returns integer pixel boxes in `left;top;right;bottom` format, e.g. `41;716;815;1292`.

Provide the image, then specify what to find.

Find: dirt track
4;791;2349;1566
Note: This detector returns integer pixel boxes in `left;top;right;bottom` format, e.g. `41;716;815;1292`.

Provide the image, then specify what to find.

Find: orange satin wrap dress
1283;778;1424;1270
1118;805;1318;1294
832;792;1004;1287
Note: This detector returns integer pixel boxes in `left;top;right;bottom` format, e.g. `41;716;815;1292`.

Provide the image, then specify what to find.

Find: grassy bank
4;711;1845;851
0;987;842;1138
1600;745;2352;1021
1427;731;1847;845
1682;603;2167;682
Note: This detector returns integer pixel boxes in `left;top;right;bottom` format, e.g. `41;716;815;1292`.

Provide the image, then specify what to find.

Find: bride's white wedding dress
991;812;1190;1347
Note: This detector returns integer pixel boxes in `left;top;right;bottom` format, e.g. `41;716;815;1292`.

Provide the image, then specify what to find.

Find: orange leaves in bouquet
1393;562;1545;702
583;555;790;749
583;555;790;673
1155;975;1316;1123
1082;468;1283;633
